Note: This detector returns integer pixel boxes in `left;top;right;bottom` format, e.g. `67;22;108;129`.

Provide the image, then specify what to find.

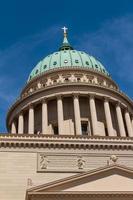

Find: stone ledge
0;134;133;150
27;191;133;198
0;133;133;141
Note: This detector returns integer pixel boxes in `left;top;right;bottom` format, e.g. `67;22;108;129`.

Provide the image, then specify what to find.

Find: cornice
0;134;133;150
27;191;133;200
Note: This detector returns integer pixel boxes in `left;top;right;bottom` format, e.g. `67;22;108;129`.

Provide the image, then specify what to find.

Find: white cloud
77;15;133;88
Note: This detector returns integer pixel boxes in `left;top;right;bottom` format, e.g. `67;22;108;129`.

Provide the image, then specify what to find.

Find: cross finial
59;26;73;51
62;26;68;36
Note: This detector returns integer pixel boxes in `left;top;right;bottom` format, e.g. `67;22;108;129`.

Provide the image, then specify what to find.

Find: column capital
41;97;48;103
56;94;63;100
28;103;34;109
115;101;121;107
89;93;96;99
124;106;129;113
72;93;80;99
19;111;24;117
103;96;111;102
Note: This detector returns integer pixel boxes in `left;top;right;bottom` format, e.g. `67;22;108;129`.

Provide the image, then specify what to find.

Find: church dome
28;50;109;82
28;30;109;82
7;27;133;140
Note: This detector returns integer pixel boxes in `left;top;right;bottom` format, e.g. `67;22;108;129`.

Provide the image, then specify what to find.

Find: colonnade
11;94;133;137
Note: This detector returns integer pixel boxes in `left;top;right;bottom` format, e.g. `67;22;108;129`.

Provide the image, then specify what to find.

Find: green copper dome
28;28;109;82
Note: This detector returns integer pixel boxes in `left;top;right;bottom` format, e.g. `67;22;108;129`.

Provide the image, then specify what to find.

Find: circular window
86;61;89;65
35;69;39;74
64;60;68;63
53;61;57;65
43;65;47;69
75;60;79;63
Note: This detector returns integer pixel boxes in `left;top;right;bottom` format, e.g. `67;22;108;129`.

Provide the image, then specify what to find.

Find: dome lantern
59;26;73;51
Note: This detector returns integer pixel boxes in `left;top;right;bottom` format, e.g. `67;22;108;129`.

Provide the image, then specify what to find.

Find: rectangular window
53;125;59;135
81;121;88;135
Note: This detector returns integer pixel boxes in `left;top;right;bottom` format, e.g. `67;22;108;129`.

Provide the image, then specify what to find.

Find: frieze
24;73;118;98
37;153;133;172
20;69;118;98
37;153;89;172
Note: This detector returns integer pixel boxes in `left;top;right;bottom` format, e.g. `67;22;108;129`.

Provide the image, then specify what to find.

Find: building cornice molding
0;134;133;150
27;191;133;199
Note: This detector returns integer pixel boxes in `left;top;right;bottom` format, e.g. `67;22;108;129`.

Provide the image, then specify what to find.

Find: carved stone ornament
37;82;42;89
39;154;49;169
77;156;85;169
35;152;133;173
110;155;118;164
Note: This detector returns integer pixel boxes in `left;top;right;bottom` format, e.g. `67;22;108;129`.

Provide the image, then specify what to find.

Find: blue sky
0;0;133;132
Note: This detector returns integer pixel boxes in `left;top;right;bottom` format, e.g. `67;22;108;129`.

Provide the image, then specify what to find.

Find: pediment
64;174;133;191
27;164;133;194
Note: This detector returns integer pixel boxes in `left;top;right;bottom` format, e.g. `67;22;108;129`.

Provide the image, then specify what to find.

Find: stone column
28;104;34;134
89;95;97;136
116;102;126;137
42;99;48;134
124;109;133;137
18;113;24;134
104;97;115;136
11;121;16;134
57;95;64;135
131;116;133;131
73;94;81;135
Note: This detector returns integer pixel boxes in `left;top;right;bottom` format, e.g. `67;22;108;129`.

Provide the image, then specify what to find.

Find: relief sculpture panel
37;153;108;172
37;153;133;172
